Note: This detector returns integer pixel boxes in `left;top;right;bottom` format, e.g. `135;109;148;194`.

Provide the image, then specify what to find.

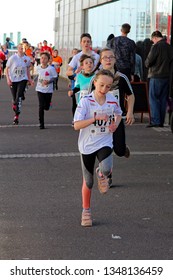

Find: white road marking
0;151;173;159
0;124;71;128
0;123;171;132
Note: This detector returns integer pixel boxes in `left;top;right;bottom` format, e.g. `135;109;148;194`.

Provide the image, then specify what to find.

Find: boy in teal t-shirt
74;54;95;104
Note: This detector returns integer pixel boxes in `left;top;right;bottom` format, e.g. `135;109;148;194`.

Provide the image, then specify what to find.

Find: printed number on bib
14;67;25;77
91;108;115;135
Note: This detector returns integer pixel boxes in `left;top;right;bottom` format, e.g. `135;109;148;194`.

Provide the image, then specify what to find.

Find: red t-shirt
40;46;52;55
0;51;5;61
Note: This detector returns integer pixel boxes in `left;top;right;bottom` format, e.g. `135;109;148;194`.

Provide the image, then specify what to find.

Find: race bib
90;108;115;135
14;67;25;77
38;76;49;87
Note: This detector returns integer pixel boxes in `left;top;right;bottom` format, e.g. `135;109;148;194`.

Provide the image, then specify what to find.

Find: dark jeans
10;80;27;114
149;78;169;126
37;91;52;126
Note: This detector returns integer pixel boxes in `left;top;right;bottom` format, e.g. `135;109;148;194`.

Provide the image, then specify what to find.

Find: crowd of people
1;24;173;227
0;38;63;128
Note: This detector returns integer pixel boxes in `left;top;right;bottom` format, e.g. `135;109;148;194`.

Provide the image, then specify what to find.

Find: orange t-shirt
52;56;63;73
25;48;32;57
25;48;35;63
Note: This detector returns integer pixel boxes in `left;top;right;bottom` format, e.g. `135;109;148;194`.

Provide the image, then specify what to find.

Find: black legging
113;119;126;157
10;80;27;114
81;146;113;189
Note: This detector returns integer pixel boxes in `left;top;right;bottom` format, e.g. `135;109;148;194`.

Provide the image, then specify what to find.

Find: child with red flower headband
35;52;57;129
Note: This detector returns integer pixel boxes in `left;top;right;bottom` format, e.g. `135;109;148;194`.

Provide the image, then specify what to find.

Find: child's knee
85;178;93;189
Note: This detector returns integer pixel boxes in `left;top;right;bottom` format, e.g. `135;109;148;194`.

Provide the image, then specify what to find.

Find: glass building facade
54;0;173;76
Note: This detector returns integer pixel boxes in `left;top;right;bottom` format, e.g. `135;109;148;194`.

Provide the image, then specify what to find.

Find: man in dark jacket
145;30;173;127
108;23;136;81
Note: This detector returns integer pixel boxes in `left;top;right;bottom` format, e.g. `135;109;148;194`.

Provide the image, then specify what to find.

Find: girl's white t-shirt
74;91;122;154
6;54;31;82
35;65;57;93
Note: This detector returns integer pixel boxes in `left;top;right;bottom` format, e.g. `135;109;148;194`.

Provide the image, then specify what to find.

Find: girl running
6;43;33;124
74;69;122;227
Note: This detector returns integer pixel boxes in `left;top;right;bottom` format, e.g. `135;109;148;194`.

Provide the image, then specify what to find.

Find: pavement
0;76;173;260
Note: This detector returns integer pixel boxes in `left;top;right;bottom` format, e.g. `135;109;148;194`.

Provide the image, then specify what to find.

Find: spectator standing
145;30;173;127
134;53;143;82
5;37;15;49
106;33;115;48
142;38;153;81
108;23;136;81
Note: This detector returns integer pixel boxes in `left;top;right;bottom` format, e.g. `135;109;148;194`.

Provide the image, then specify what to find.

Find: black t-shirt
88;71;134;114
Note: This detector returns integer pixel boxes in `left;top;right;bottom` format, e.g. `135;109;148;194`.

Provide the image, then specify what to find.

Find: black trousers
54;74;59;90
113;119;126;157
10;80;27;114
37;91;52;125
72;94;77;117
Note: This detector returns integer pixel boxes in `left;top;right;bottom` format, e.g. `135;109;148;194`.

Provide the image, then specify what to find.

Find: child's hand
75;66;82;74
42;80;49;86
109;121;117;132
7;78;12;87
29;80;34;86
126;112;135;125
68;90;73;97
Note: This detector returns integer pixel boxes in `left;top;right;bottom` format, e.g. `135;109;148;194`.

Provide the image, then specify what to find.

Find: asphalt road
0;77;173;260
